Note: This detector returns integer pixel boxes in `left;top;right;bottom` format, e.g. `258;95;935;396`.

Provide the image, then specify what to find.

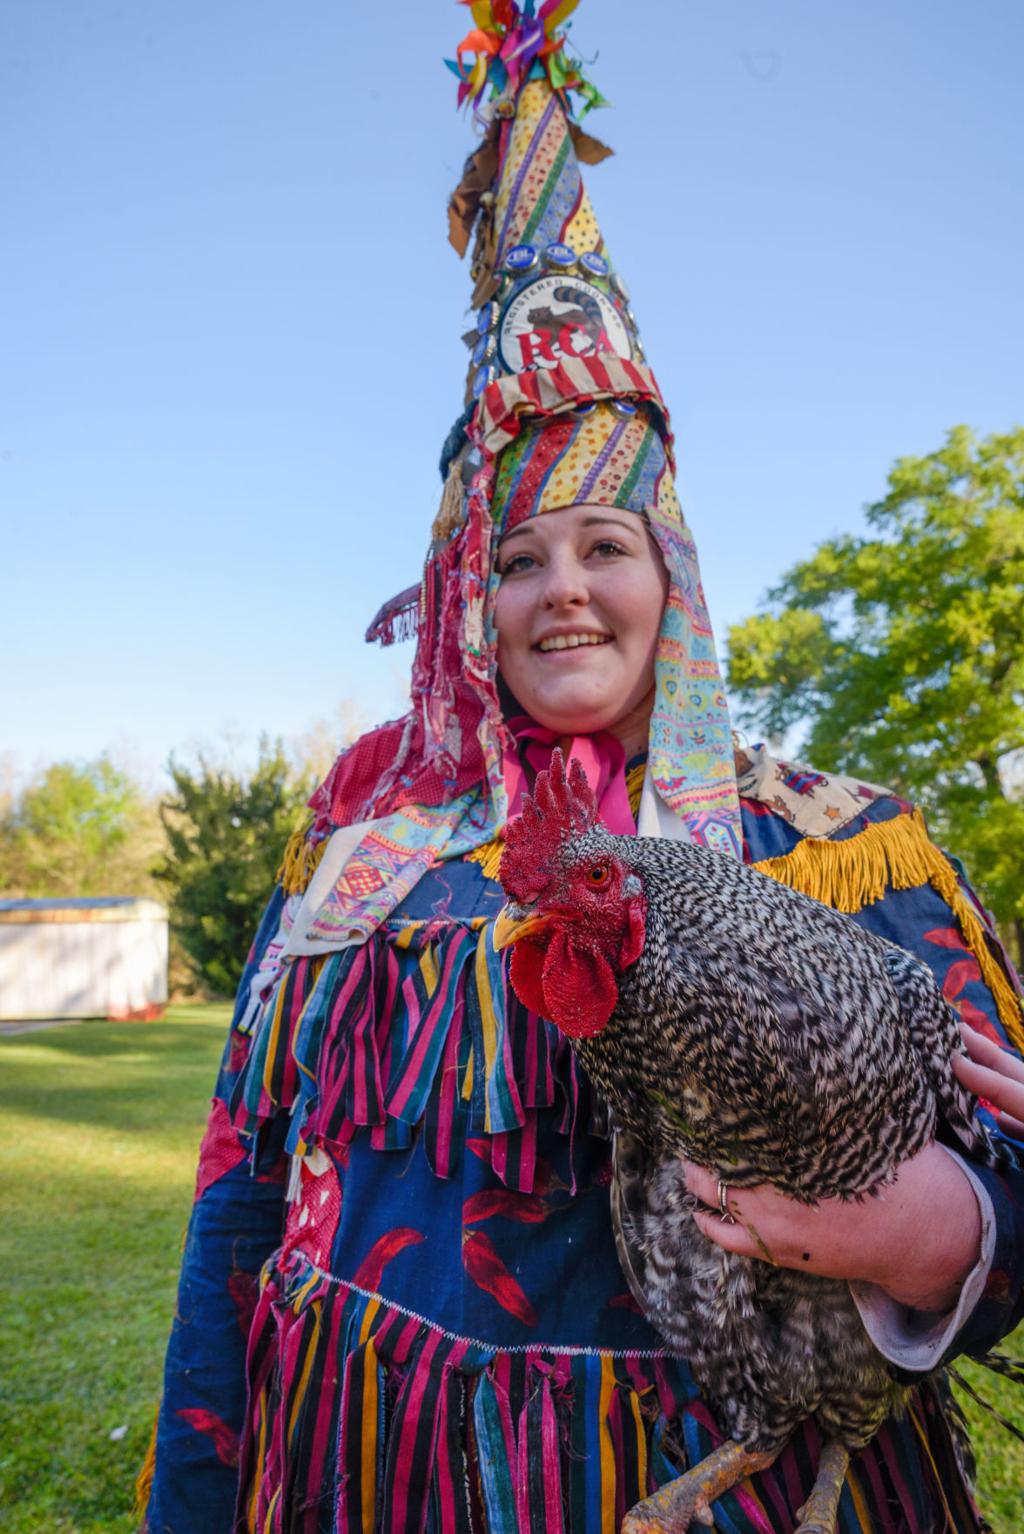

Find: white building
0;897;169;1021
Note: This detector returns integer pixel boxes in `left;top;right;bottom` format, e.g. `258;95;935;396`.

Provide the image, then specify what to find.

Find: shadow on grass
0;1010;230;1058
0;1012;232;1141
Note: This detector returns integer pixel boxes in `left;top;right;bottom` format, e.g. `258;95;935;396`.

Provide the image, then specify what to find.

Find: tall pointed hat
443;1;672;495
294;0;740;953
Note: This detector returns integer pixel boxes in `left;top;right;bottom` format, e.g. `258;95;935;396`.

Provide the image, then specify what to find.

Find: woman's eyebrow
498;511;640;547
581;514;639;533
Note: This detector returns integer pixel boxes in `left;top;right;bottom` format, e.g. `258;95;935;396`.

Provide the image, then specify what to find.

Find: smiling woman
143;8;1024;1532
494;503;668;751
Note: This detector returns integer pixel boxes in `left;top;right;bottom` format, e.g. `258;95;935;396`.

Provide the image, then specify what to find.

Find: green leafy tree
727;425;1024;953
156;738;311;996
0;755;160;898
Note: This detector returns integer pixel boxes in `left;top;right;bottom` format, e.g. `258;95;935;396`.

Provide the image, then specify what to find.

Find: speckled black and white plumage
546;826;1007;1458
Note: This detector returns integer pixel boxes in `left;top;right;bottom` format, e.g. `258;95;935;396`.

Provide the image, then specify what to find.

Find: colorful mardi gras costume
144;9;1024;1531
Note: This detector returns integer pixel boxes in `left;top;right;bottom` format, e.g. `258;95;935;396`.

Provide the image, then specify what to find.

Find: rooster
493;751;1013;1534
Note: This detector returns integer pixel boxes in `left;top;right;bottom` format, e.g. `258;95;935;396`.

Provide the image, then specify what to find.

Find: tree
0;755;160;898
156;738;312;996
727;425;1024;953
290;697;371;784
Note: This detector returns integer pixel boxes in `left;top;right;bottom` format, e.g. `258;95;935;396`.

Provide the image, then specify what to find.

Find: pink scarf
502;719;636;836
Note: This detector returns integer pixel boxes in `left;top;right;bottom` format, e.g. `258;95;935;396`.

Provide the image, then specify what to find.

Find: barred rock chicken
494;751;1010;1534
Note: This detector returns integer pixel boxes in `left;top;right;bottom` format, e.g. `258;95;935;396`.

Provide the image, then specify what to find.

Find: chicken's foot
794;1439;850;1534
621;1440;778;1532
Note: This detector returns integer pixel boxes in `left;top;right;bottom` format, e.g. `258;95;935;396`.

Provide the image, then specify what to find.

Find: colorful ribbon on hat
491;402;673;530
446;0;609;117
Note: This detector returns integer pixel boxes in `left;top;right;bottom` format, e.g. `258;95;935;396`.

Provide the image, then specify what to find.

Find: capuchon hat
279;0;741;959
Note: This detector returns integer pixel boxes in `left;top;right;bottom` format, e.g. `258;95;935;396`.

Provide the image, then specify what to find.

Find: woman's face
494;503;669;738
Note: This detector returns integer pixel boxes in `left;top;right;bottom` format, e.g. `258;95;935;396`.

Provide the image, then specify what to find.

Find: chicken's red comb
499;749;599;903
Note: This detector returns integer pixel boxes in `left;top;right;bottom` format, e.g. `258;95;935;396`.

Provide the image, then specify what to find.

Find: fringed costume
144;6;1024;1530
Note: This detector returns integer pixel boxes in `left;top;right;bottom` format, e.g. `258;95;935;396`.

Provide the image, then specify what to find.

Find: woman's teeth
537;633;611;652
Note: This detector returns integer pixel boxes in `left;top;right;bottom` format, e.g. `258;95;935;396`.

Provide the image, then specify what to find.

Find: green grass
0;1008;1022;1531
0;1006;229;1534
956;1339;1024;1529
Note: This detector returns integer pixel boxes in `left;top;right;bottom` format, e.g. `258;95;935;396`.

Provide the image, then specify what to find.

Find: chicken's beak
493;904;552;951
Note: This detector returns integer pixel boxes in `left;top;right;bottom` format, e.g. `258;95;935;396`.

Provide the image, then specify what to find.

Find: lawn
0;1006;230;1534
0;1007;1021;1532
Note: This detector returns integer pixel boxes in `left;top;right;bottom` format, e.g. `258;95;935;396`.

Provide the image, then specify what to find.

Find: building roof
0;897;167;925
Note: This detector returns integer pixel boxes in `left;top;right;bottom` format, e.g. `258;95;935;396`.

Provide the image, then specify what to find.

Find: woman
143;18;1024;1531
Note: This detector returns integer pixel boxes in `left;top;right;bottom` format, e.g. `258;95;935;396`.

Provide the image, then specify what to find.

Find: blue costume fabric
145;756;1024;1534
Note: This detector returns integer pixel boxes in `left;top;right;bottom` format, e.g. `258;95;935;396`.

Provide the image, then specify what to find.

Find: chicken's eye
586;864;611;888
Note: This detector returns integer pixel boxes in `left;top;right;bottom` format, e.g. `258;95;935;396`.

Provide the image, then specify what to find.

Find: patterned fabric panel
491;404;670;527
234;1255;982;1534
736;745;892;838
493;79;604;262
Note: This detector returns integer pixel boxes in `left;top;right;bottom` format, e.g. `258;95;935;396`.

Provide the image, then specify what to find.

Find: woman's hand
683;1140;981;1314
953;1024;1024;1139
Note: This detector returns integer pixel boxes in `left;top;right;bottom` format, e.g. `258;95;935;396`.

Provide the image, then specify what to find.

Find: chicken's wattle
510;930;619;1038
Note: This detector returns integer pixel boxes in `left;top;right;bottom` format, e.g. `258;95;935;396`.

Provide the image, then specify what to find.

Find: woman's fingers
959;1023;1024;1079
953;1051;1024;1105
955;1026;1024;1134
690;1205;772;1262
681;1161;723;1213
683;1163;831;1269
681;1164;779;1263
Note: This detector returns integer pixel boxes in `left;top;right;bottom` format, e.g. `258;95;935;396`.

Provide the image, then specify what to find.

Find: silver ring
717;1179;736;1225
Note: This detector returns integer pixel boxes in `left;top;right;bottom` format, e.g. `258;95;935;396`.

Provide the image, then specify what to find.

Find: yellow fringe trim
467;837;505;882
754;808;1024;1052
467;761;650;884
626;761;646;817
133;1401;161;1520
278;820;328;897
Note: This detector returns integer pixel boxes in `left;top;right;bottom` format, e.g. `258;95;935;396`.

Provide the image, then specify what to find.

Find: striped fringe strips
753;807;1024;1053
229;922;599;1195
467;761;649;884
237;1249;980;1534
678;1383;982;1534
237;1250;695;1534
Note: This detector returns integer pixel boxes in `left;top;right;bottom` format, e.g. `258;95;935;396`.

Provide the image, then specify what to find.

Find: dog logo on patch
498;276;632;373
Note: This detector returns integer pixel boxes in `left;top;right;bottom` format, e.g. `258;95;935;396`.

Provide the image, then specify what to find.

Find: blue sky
4;0;1022;789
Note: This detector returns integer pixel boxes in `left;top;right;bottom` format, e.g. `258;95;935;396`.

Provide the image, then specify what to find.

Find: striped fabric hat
490;402;677;529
